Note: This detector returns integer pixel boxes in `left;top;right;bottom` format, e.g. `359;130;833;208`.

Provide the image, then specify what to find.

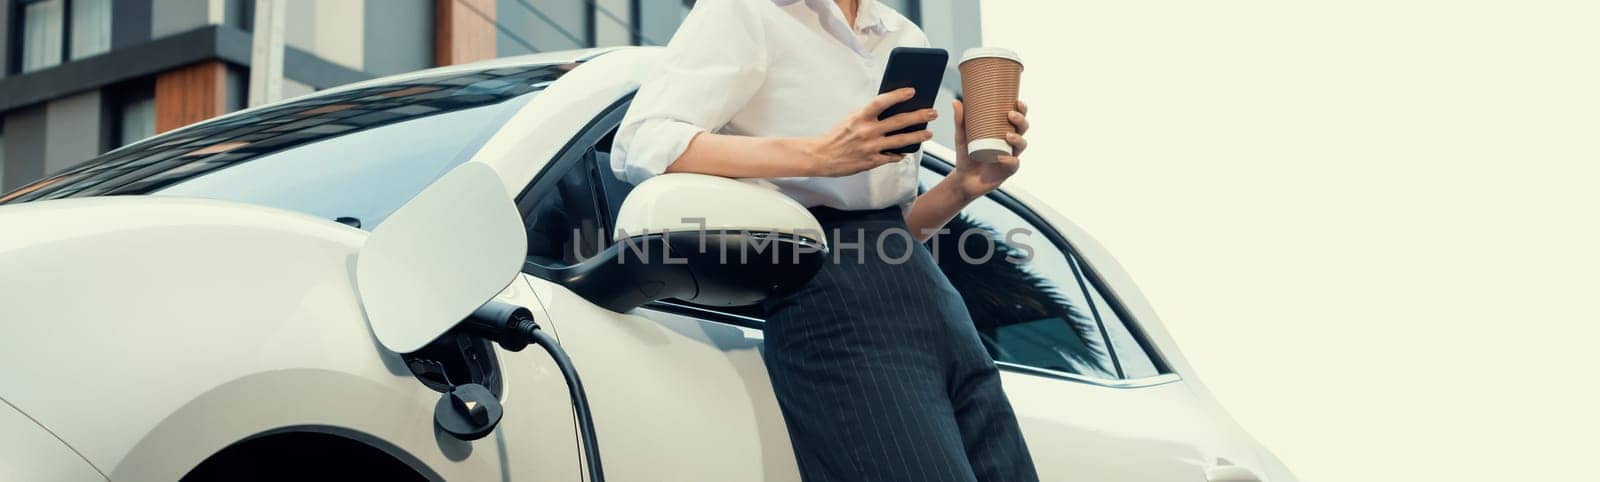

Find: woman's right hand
804;88;937;177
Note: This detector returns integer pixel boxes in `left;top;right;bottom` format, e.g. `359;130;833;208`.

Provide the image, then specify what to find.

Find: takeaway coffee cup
958;47;1023;163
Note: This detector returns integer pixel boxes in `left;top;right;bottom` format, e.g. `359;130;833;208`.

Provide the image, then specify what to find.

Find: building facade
1;0;980;192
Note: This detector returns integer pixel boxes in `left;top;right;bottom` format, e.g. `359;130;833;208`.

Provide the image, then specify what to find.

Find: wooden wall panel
435;0;497;66
155;61;228;134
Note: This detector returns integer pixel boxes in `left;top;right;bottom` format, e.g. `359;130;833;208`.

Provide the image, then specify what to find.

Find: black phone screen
877;47;949;154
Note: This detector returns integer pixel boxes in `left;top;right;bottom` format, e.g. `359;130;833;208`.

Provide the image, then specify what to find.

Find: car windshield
0;63;574;230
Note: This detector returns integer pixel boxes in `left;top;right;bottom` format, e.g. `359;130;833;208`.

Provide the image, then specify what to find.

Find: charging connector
462;301;605;482
464;301;543;351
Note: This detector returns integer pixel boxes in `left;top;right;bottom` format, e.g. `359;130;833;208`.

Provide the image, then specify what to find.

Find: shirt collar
776;0;898;34
854;1;894;34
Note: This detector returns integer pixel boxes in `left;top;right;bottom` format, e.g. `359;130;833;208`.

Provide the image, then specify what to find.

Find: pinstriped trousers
761;207;1040;482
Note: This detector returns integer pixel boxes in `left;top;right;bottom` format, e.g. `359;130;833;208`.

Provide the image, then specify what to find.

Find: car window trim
996;362;1181;389
1065;247;1125;377
646;299;766;330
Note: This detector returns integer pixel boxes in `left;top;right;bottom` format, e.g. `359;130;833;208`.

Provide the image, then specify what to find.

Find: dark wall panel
2;106;47;191
364;0;434;76
112;0;155;49
1;0;10;79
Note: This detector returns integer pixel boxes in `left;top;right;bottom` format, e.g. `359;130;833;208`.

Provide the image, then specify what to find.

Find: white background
980;1;1599;480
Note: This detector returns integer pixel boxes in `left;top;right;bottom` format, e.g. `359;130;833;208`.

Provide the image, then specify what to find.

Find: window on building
636;0;691;47
67;0;109;60
225;66;249;113
115;93;155;149
498;0;592;56
18;0;64;72
103;79;155;150
591;0;632;46
15;0;112;72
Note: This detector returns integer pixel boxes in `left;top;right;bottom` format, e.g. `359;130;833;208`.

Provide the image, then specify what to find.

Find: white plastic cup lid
960;47;1023;66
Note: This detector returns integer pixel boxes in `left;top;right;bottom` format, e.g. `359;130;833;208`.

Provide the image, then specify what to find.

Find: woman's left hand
949;99;1029;201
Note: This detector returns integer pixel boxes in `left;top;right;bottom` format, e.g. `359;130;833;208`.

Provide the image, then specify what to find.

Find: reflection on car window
918;169;1118;378
0;64;575;229
524;149;607;266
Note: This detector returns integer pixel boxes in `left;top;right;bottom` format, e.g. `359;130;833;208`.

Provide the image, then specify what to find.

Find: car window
0;64;574;230
915;169;1119;378
590;129;633;238
524;146;609;267
918;166;1170;380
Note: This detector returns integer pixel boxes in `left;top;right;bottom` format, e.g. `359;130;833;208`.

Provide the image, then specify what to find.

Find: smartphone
877;47;949;154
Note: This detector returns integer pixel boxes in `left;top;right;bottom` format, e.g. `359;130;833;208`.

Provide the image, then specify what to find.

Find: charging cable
466;301;604;482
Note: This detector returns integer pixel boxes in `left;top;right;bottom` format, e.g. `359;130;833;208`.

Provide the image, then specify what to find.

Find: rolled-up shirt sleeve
612;0;769;185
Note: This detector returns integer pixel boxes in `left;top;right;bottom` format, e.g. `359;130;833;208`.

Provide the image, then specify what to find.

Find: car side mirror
539;173;828;313
357;162;528;353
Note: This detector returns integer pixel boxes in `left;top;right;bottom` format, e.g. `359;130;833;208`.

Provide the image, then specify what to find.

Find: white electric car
0;48;1295;481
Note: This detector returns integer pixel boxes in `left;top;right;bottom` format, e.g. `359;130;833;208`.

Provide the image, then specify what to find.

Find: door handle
1205;465;1263;482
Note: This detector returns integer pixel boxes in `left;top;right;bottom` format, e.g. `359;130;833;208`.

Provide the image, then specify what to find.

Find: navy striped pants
762;207;1040;482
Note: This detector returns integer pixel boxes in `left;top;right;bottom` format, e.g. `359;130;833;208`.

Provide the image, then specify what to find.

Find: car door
516;105;1255;480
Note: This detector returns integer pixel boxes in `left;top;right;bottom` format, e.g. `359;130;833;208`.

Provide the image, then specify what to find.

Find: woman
613;1;1037;481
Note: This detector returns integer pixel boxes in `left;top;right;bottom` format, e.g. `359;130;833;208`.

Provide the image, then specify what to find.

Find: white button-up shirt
613;0;931;211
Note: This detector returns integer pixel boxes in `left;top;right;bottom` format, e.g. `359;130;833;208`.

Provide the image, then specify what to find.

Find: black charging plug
463;301;541;351
458;300;605;482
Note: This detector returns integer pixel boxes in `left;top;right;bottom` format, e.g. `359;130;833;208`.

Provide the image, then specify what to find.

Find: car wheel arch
105;368;447;481
181;426;439;481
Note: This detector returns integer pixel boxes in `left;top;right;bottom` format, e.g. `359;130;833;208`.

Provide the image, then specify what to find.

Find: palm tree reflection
933;213;1109;376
